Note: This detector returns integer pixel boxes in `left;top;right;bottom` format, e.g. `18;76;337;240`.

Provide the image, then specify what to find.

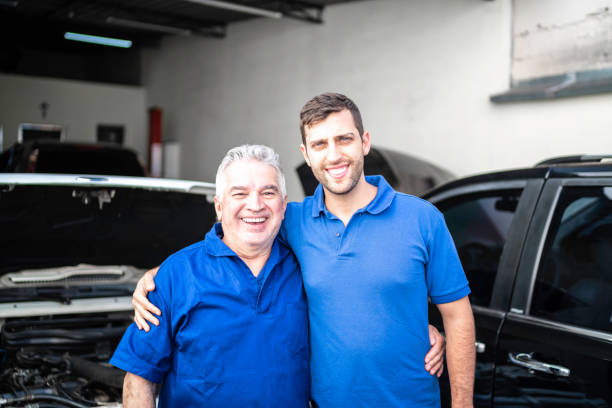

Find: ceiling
0;0;361;84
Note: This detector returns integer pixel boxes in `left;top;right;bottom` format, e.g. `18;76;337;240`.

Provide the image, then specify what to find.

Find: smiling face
214;159;287;256
301;109;371;196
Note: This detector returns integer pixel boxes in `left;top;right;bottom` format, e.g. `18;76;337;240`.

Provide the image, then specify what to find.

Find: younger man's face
300;109;371;196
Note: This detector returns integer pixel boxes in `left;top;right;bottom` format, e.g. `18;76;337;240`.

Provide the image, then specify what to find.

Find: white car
0;174;216;407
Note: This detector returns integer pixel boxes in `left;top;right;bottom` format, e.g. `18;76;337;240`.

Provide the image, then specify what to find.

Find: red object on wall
148;107;163;177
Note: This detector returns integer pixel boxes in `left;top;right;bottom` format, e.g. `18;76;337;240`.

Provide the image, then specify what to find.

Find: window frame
427;179;537;310
509;177;612;339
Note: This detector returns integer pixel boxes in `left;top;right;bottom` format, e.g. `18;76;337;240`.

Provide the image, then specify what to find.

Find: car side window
531;186;612;333
436;189;523;307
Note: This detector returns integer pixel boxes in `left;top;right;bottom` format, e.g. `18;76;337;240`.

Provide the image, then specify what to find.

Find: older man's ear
214;196;222;221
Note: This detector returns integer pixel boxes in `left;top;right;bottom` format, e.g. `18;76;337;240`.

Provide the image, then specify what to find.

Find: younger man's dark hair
299;92;364;145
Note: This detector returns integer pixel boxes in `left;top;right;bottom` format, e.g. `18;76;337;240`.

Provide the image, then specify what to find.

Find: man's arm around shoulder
123;372;157;408
436;296;475;408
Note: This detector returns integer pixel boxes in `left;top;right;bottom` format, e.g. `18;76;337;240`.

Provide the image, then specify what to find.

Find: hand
132;266;161;332
425;324;445;377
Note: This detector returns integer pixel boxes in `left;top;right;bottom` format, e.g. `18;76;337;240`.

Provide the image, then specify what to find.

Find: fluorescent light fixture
184;0;282;19
106;16;192;36
64;32;132;48
0;0;18;7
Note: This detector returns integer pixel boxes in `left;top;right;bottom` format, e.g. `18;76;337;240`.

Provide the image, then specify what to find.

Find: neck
323;175;377;226
223;237;272;277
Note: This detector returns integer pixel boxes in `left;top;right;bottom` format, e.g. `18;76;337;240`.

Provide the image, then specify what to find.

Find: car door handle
508;352;570;377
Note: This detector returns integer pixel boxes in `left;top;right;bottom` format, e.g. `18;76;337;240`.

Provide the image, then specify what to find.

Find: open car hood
0;174;217;303
0;174;217;407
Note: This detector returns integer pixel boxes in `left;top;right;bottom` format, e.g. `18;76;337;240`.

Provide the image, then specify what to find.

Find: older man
110;145;309;407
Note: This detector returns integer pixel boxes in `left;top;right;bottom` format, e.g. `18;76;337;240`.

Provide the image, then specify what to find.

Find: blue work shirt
281;175;470;408
110;223;309;408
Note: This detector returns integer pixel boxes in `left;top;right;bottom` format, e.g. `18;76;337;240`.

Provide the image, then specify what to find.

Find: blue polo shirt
281;175;470;408
110;223;309;408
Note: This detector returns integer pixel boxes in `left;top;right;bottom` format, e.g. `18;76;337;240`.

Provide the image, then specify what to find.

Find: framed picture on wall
97;124;125;145
491;0;612;102
18;123;64;143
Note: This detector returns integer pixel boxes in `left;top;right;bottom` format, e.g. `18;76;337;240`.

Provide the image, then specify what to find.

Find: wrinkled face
214;160;287;253
301;109;370;196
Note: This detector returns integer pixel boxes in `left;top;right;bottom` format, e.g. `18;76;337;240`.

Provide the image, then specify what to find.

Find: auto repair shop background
1;0;611;200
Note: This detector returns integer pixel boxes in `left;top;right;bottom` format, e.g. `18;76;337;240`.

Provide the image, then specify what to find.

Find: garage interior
1;2;612;407
1;0;611;198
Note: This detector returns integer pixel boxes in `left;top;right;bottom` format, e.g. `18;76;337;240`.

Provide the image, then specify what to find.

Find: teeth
242;217;266;223
327;166;347;177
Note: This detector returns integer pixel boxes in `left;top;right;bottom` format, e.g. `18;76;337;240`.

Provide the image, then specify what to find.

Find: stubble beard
315;156;364;196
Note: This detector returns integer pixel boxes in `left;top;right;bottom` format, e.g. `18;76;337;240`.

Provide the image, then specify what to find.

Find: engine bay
0;313;132;407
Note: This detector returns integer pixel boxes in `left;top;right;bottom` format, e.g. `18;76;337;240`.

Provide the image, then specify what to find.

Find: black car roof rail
535;155;612;166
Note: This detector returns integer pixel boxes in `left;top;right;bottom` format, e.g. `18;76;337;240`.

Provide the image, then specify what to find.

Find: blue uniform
110;223;309;408
281;175;470;408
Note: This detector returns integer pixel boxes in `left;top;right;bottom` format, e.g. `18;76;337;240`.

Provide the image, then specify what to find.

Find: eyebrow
261;185;280;192
309;132;355;144
228;185;280;192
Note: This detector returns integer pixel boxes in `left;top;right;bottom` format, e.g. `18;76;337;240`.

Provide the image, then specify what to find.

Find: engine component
0;313;131;407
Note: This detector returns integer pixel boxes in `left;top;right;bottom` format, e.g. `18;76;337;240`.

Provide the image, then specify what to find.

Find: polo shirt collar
204;223;234;256
204;222;286;264
311;175;396;218
311;184;327;217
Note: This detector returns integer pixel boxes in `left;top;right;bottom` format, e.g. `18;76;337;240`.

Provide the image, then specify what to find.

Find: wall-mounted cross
39;101;49;118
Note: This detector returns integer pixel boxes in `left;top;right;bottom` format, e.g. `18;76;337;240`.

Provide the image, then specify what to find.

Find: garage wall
142;0;612;200
0;73;148;161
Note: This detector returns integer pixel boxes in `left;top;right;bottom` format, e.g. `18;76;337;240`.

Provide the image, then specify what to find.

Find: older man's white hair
215;144;286;197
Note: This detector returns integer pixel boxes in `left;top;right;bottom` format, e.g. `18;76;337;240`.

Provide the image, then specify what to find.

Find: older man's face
214;160;287;254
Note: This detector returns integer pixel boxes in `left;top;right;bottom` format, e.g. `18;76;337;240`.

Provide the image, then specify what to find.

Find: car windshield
31;146;146;176
0;184;217;275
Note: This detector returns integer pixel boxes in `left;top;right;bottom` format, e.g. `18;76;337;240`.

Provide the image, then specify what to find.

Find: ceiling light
106;16;192;36
184;0;282;19
64;32;132;48
0;0;18;7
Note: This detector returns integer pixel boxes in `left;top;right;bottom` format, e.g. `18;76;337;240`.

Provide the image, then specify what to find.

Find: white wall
0;73;148;160
142;0;612;200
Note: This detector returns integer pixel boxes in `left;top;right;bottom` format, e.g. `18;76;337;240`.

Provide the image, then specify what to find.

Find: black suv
0;141;146;177
424;156;612;408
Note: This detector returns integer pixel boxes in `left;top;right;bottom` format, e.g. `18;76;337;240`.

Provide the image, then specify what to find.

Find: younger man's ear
300;144;312;167
361;130;371;156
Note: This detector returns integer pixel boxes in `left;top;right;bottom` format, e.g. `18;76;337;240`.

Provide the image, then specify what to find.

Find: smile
242;217;267;224
326;164;348;179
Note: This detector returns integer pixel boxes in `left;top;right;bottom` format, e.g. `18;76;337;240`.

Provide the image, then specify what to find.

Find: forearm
123;372;157;408
438;297;476;408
